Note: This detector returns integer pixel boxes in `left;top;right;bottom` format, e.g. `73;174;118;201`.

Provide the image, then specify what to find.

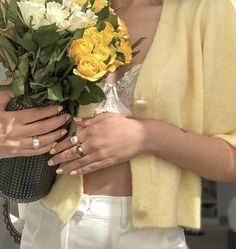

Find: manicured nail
50;148;56;155
61;129;68;136
51;142;57;148
66;114;71;121
70;170;78;176
48;160;54;166
56;168;63;174
73;117;83;122
57;106;63;112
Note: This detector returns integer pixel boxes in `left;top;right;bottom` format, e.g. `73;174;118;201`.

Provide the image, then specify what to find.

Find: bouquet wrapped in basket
0;0;143;203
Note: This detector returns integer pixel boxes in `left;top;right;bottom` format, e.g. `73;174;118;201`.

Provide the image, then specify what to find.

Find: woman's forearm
142;120;236;182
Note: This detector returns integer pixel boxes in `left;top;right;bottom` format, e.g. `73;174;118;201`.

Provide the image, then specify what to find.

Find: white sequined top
95;64;142;116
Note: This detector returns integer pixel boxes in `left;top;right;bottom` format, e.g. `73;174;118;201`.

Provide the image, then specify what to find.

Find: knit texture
41;0;236;229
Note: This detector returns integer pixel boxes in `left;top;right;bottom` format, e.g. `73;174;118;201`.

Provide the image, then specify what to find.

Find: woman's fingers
19;129;68;149
51;128;87;155
15;143;55;157
22;113;71;137
15;105;64;124
48;143;88;166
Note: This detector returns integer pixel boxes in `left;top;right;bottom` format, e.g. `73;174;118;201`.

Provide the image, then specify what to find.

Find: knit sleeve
202;0;236;149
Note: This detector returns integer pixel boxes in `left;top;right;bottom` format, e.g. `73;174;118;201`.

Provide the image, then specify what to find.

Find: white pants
20;194;189;249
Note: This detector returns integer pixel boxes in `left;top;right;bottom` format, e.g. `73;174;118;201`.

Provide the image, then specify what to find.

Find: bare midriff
83;1;163;197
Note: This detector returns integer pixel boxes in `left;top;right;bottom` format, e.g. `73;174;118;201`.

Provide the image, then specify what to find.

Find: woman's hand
48;113;147;175
0;92;71;158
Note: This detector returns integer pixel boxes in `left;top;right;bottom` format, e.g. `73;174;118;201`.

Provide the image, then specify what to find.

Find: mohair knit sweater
42;0;236;229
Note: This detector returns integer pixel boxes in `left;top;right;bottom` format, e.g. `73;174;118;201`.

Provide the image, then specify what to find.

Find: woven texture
0;97;69;203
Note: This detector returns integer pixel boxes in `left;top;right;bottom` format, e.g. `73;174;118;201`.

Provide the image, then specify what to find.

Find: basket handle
2;200;21;244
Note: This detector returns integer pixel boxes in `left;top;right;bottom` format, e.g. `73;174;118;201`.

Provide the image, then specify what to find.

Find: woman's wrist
139;119;164;155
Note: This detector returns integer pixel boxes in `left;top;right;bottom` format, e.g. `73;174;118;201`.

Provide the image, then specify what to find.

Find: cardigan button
134;207;148;218
134;100;148;109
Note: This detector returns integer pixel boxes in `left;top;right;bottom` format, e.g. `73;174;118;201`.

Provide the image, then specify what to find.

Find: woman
19;0;236;248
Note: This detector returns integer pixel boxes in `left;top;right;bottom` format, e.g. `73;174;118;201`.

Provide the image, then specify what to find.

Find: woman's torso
83;2;163;196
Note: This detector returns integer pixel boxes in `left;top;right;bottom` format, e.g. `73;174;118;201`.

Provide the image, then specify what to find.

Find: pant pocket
165;227;189;249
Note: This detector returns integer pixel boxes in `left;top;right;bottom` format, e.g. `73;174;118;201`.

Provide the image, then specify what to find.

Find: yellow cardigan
42;0;236;229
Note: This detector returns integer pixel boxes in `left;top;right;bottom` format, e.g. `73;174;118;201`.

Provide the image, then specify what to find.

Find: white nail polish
56;168;63;174
58;106;63;112
70;170;78;176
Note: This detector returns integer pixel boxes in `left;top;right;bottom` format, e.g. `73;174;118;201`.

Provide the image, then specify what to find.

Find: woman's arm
49;113;236;182
143;119;236;182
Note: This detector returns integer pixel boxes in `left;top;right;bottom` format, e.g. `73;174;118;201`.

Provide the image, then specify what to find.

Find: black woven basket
0;96;69;203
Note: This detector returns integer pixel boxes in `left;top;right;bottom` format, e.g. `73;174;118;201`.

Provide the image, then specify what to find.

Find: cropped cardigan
42;0;236;229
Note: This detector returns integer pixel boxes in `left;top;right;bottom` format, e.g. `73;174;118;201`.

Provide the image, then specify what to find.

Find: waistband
76;194;132;219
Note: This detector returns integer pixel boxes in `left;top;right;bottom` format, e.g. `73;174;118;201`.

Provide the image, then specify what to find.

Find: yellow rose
116;18;129;39
93;42;116;64
92;0;108;13
84;27;104;45
69;37;94;64
100;22;115;44
74;54;107;81
117;38;132;64
72;0;87;7
107;60;122;73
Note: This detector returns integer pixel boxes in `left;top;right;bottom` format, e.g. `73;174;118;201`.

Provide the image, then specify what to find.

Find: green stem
32;47;41;75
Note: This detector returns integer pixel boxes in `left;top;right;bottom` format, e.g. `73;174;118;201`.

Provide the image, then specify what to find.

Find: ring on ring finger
76;144;84;159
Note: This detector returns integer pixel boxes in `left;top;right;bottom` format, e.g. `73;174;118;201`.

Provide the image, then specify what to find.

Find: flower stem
32;47;41;75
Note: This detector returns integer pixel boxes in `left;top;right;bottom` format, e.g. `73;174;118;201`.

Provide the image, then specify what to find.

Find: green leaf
67;75;86;101
40;46;55;65
116;52;125;63
107;13;119;29
97;21;106;32
33;63;55;83
97;6;110;22
17;33;37;52
32;24;59;48
132;50;140;57
48;83;63;101
7;0;19;24
131;37;145;50
78;83;106;105
18;55;29;78
72;29;84;40
11;77;25;96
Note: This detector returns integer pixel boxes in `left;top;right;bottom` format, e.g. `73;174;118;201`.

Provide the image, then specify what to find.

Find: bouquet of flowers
0;0;142;202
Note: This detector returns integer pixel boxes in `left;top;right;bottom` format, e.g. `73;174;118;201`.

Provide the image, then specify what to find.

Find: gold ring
76;145;84;159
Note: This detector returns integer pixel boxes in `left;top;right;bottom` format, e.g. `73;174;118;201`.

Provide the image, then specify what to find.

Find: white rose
17;1;46;30
46;2;71;31
19;0;46;4
68;9;97;32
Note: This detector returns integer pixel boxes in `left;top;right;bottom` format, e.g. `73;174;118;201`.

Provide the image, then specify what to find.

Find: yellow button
134;100;148;109
134;207;148;218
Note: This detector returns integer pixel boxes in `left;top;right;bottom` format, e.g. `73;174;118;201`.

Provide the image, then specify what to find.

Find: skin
0;92;71;158
47;0;236;197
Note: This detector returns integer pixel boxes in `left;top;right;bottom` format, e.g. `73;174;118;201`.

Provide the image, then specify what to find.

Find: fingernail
56;168;63;174
51;142;57;148
50;148;56;155
48;160;54;166
70;170;78;176
58;106;63;112
61;129;68;136
73;117;83;122
66;114;71;121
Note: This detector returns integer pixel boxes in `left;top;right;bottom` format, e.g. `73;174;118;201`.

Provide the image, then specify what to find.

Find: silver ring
70;134;79;145
76;145;84;159
32;137;40;149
